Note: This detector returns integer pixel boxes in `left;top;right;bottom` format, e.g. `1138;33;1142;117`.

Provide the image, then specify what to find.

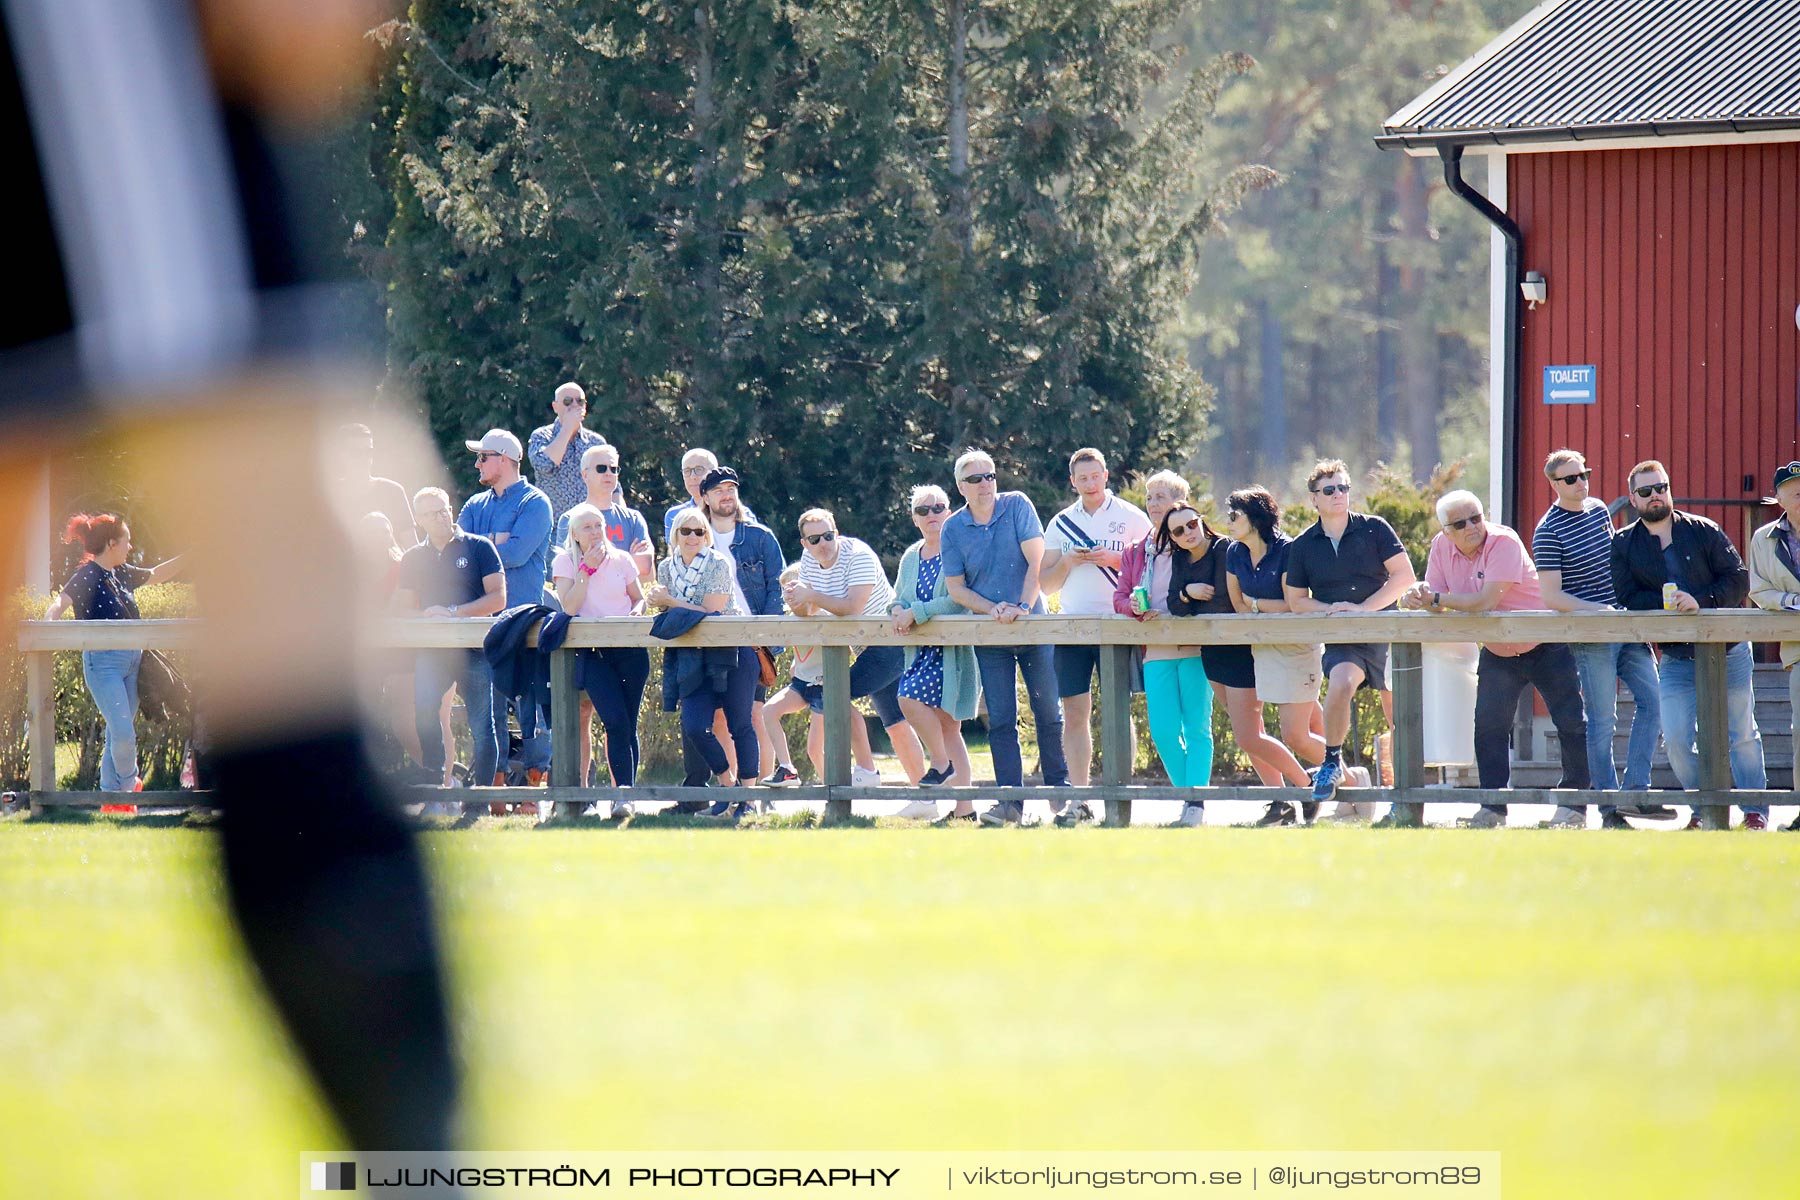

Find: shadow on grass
20;806;219;829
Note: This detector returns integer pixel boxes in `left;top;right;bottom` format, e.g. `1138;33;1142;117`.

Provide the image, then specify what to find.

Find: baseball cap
700;466;741;494
464;429;523;460
1773;461;1800;493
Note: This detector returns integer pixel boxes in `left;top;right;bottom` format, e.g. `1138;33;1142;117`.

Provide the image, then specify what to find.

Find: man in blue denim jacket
458;428;555;788
679;466;784;798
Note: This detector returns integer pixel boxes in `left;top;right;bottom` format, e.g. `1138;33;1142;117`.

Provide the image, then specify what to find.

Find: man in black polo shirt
1283;460;1417;807
397;487;507;802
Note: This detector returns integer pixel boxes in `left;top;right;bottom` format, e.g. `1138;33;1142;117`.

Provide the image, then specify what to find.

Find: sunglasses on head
1168;515;1202;536
1312;483;1351;496
1445;512;1483;531
588;463;619;474
962;472;997;484
803;531;837;545
677;526;707;537
1634;482;1670;498
1554;469;1592;485
913;503;948;516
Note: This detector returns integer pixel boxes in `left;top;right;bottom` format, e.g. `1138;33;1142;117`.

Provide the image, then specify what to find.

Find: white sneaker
1177;802;1205;827
894;799;939;820
851;765;883;786
423;800;463;818
610;799;636;819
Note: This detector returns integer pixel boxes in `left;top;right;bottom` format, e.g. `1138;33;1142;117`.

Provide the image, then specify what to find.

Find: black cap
1774;461;1800;493
699;466;741;494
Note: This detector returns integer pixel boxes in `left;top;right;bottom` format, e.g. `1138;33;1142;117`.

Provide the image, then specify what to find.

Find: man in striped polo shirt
1533;448;1665;827
1039;447;1152;824
786;508;926;790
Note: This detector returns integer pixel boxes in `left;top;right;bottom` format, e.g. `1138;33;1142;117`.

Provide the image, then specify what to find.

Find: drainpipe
1440;145;1522;527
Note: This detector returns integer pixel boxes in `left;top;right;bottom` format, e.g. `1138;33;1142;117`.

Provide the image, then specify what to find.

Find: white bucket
1421;642;1480;765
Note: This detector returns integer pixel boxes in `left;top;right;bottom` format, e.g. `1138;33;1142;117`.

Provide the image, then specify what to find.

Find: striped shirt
798;535;895;616
1531;498;1617;606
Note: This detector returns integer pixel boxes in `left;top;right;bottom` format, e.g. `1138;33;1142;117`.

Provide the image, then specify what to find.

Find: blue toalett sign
1543;364;1596;404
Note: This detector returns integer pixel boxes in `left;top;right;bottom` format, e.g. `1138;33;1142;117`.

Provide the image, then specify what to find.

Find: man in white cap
458;428;555;786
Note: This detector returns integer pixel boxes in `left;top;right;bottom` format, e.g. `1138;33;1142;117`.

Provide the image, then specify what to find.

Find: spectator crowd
43;380;1800;832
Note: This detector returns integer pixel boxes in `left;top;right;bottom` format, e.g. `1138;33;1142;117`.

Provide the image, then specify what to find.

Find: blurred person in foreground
0;0;466;1171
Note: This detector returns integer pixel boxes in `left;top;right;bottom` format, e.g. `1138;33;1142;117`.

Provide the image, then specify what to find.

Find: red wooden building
1378;0;1800;548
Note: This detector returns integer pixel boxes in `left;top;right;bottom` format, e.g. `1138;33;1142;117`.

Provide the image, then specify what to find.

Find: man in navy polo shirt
398;487;506;801
941;448;1069;824
1283;459;1416;810
458;427;555;785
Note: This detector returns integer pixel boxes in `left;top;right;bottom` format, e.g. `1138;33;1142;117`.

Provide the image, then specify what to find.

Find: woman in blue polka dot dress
892;485;980;818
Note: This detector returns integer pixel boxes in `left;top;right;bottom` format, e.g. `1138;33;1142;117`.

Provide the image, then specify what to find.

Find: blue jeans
1659;643;1767;814
82;649;141;791
973;643;1068;787
415;651;502;784
507;698;553;772
680;646;761;781
1571;642;1661;808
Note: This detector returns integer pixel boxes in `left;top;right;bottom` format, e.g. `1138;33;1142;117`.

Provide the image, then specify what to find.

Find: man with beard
1610;460;1768;828
688;467;785;807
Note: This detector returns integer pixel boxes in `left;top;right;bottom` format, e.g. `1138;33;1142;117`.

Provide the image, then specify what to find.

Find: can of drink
1132;585;1151;613
1663;582;1679;610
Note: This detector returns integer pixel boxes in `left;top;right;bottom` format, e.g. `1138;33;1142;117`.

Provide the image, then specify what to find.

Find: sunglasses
1634;482;1670;498
962;472;997;484
1554;469;1592;485
1168;516;1202;536
913;503;948;516
803;531;837;545
475;452;505;463
1445;512;1484;531
677;527;707;538
1312;483;1351;496
588;463;620;474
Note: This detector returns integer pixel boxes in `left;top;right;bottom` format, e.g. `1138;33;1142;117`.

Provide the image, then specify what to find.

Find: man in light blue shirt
459;427;555;787
940;449;1068;822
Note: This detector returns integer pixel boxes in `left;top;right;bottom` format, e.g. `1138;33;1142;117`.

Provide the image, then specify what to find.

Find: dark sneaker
933;809;978;826
1300;800;1321;823
1743;811;1768;831
1255;801;1296;827
1616;802;1677;820
917;765;952;787
700;799;734;818
1786;811;1800;832
1311;759;1342;804
1601;810;1632;830
760;764;801;788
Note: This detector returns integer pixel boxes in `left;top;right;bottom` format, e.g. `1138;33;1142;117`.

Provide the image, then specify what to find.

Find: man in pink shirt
1401;490;1591;828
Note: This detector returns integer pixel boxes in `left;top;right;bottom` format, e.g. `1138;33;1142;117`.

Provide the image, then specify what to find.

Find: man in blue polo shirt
398;487;506;803
458;428;555;785
941;448;1068;824
1283;459;1416;811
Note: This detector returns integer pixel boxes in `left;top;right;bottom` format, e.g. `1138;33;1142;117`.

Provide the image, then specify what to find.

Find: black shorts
1200;643;1256;690
1322;643;1389;691
1056;643;1145;697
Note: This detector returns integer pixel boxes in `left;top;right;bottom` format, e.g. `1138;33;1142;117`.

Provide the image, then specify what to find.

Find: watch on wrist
1430;591;1440;608
1249;597;1260;614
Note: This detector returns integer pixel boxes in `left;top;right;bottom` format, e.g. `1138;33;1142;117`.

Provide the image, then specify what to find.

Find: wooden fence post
26;651;55;814
1694;642;1731;830
1389;641;1425;827
821;645;852;825
1098;643;1133;827
550;648;582;818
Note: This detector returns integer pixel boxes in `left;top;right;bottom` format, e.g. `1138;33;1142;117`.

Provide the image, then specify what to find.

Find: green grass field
2;814;1796;1198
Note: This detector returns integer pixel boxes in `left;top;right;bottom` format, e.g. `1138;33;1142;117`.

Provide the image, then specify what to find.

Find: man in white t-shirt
785;508;926;788
1038;448;1152;812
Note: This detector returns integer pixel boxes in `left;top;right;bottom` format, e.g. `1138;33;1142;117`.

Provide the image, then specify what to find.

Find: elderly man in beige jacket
1747;459;1800;830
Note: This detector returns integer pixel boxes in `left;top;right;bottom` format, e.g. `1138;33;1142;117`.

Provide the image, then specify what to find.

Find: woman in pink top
552;503;648;798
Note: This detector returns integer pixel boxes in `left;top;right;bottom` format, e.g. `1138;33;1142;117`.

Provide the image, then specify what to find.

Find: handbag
137;649;193;724
754;645;779;688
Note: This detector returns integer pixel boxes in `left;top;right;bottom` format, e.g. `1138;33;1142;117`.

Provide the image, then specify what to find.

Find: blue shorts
789;676;905;727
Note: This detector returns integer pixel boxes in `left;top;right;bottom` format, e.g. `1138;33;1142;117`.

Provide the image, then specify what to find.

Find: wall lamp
1521;270;1547;309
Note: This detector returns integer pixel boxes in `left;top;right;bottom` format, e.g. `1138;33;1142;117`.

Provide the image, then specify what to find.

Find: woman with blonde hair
552;503;648;802
891;483;977;820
